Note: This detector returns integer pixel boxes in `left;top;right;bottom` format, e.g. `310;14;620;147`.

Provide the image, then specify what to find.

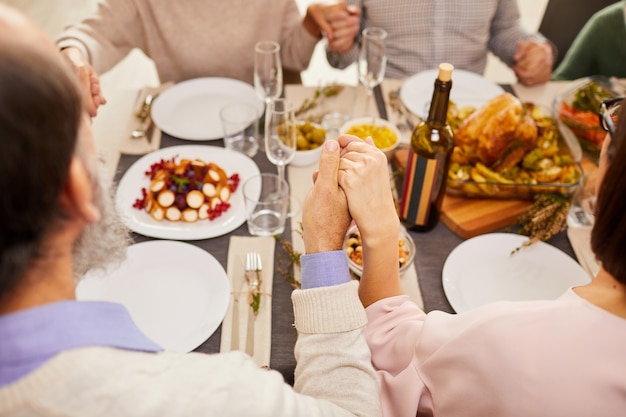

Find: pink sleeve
365;296;429;417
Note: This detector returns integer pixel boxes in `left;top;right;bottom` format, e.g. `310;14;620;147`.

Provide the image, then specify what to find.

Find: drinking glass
265;98;296;182
243;173;290;236
358;27;387;118
254;41;283;114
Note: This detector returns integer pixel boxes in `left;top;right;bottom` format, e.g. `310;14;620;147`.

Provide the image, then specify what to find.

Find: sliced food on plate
132;156;240;223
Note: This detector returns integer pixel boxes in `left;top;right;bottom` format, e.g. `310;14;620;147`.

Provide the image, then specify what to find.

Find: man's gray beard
72;170;132;281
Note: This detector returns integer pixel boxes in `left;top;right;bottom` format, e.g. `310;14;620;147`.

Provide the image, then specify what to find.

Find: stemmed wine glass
265;98;296;183
254;41;283;114
358;27;387;118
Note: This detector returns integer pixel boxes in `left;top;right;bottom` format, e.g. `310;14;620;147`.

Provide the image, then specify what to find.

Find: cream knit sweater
0;281;381;417
56;0;320;85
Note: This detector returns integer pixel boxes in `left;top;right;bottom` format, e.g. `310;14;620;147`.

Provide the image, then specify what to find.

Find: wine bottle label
400;149;442;226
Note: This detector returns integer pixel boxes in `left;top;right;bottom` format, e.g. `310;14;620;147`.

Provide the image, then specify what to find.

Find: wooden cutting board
393;148;531;239
440;195;531;239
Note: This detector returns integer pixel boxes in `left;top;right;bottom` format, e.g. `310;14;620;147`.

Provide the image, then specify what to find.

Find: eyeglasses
599;97;623;137
599;97;623;160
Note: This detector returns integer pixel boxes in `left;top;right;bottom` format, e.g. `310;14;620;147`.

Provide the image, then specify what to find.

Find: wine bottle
399;63;454;232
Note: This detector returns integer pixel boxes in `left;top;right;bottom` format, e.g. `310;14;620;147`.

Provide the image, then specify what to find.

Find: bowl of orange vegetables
553;77;618;163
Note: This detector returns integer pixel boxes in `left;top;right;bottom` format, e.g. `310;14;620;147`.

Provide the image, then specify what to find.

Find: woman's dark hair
591;104;626;284
0;40;82;300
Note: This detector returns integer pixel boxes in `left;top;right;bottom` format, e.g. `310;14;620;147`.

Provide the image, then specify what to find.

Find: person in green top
552;1;626;80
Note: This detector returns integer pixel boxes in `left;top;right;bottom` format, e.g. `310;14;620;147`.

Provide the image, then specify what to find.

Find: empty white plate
400;68;505;118
76;240;230;352
151;77;264;140
442;233;591;313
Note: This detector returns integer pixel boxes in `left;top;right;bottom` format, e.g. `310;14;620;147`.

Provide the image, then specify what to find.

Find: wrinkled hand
61;47;106;117
512;39;554;86
337;135;399;238
302;140;351;254
305;1;361;52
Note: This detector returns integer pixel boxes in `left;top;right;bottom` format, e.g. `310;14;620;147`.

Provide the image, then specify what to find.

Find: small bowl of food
292;120;326;166
343;224;415;277
340;117;400;159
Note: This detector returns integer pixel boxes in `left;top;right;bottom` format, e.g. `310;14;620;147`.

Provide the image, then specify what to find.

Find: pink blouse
365;289;626;417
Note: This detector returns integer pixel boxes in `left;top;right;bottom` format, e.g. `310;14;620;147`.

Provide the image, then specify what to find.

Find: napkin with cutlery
220;235;274;368
118;81;173;155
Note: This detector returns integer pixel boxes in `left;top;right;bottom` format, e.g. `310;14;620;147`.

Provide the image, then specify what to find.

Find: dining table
94;75;608;386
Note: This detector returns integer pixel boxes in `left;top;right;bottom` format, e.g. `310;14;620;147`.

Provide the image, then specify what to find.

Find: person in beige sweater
0;5;381;416
56;0;360;116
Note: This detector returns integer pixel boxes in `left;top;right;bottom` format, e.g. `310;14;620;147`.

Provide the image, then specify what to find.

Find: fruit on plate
133;156;240;222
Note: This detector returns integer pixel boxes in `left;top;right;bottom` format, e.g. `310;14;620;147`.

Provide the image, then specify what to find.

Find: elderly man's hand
513;39;554;86
305;1;361;52
61;47;106;117
302;140;351;254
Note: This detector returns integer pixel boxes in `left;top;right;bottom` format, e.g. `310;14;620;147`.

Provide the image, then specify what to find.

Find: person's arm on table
488;0;554;85
337;135;428;417
291;139;382;417
337;135;403;306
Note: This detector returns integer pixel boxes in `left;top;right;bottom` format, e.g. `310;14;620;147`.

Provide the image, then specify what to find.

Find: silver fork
244;252;262;357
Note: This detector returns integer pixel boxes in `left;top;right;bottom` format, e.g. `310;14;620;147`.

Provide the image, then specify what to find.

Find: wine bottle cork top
438;63;454;82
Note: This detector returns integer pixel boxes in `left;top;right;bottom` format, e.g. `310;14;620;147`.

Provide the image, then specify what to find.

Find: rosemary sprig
274;224;304;289
510;193;571;254
294;83;345;121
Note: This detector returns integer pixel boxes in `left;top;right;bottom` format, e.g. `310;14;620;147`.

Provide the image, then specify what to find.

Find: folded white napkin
567;226;599;278
220;236;274;368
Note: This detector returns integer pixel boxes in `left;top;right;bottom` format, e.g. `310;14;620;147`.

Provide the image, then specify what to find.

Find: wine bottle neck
426;79;452;124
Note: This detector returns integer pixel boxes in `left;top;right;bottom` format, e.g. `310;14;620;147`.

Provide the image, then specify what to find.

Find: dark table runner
115;123;578;385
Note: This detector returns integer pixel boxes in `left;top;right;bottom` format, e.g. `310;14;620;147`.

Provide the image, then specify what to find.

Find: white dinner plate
116;145;261;240
442;233;591;313
152;77;264;141
76;240;230;353
400;69;505;118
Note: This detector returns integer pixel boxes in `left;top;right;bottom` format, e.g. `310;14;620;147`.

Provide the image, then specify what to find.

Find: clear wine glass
358;27;387;119
265;98;296;183
254;41;283;114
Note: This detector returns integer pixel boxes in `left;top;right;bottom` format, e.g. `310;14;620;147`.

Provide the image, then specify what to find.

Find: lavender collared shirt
0;300;162;387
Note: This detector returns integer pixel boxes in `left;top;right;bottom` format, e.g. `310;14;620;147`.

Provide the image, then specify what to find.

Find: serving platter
442;233;591;313
76;240;230;353
151;77;264;141
116;145;260;240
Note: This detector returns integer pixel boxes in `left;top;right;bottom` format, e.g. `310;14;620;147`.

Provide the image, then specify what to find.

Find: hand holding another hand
302;140;351;254
305;1;361;52
61;47;106;117
513;39;554;86
337;135;402;306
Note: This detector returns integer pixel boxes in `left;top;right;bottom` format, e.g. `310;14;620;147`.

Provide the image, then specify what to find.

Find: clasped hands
302;135;399;256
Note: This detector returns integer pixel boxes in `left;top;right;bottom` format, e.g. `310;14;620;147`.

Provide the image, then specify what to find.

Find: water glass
219;102;260;157
243;173;290;236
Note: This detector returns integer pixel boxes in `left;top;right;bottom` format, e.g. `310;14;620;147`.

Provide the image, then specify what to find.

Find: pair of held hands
303;135;399;255
304;135;404;306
